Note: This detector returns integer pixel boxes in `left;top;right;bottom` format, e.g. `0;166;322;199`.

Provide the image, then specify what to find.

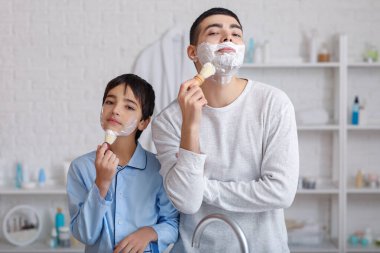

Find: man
152;7;299;252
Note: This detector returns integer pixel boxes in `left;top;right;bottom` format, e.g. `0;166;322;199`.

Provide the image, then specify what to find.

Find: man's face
101;84;142;134
196;14;244;46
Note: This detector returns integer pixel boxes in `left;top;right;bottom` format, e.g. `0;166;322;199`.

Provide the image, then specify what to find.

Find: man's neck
110;136;137;166
201;76;247;108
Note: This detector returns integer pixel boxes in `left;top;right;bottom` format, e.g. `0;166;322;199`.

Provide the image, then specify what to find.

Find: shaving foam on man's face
196;41;245;85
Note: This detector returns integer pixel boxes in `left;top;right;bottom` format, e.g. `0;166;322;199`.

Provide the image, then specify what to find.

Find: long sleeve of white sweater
152;80;299;214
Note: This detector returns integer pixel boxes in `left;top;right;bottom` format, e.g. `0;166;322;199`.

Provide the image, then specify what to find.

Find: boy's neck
201;76;247;108
110;136;137;167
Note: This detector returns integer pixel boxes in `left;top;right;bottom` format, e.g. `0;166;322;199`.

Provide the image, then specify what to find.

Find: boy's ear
137;117;151;131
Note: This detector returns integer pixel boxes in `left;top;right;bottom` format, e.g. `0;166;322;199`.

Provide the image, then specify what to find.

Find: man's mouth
217;47;236;54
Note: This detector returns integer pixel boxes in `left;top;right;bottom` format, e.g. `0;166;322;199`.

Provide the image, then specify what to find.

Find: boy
152;8;299;253
67;74;178;253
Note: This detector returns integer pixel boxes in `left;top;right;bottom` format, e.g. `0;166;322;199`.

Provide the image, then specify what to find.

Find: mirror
2;205;42;246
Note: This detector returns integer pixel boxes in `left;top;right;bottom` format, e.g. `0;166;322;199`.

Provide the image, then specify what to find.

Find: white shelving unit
0;186;84;253
240;35;380;253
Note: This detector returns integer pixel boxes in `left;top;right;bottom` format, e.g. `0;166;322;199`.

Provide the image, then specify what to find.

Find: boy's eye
105;100;113;105
208;32;218;36
126;105;136;111
233;33;242;38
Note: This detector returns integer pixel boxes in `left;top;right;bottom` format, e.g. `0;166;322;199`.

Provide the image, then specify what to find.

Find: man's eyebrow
230;24;242;30
203;23;242;32
204;23;223;31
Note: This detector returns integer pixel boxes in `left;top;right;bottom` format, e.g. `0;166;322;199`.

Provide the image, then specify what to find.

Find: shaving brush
104;129;117;151
193;62;216;86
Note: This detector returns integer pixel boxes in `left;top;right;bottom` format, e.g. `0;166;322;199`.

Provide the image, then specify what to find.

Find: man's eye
208;32;218;36
105;101;113;105
233;33;242;38
126;106;135;110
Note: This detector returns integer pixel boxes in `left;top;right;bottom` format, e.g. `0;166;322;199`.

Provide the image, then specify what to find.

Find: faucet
191;213;249;253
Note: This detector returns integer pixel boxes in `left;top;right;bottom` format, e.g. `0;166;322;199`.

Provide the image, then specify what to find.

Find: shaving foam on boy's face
196;42;245;85
100;107;138;137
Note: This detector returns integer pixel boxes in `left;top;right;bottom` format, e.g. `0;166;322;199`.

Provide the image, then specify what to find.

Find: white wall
0;0;379;181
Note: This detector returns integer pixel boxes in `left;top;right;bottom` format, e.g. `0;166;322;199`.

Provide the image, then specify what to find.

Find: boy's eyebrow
124;98;138;106
106;94;138;106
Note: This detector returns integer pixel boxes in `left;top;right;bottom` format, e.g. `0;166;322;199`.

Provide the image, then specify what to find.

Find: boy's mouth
108;118;122;125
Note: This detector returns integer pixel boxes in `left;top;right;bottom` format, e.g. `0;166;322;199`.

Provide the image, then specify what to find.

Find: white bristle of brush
104;129;118;145
194;62;216;86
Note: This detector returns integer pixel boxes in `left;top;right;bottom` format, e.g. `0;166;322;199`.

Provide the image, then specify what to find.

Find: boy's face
101;84;146;135
196;14;243;46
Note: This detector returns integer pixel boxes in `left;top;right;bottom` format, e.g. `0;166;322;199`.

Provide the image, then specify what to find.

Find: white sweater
152;80;299;253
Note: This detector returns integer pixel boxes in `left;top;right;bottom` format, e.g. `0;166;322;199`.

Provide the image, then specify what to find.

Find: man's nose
223;35;232;42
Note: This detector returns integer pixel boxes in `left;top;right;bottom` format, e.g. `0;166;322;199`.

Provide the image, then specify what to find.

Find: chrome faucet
191;213;249;253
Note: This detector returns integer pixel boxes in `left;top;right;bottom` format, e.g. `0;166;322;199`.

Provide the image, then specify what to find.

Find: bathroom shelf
347;188;380;194
297;188;339;195
348;62;380;67
0;240;84;253
289;239;339;252
347;125;380;131
346;245;380;252
297;125;340;131
0;186;66;195
241;62;340;68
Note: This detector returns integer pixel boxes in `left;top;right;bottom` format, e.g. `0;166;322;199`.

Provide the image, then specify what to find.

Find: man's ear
137;117;151;131
187;45;198;62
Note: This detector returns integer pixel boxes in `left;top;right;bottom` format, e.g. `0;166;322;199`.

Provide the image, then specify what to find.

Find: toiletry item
193;62;216;86
38;168;46;187
318;43;330;62
352;96;360;125
55;208;65;243
262;40;270;63
363;228;373;246
309;29;318;63
49;227;58;248
15;163;23;189
58;227;71;248
355;170;364;188
363;43;379;63
245;37;254;63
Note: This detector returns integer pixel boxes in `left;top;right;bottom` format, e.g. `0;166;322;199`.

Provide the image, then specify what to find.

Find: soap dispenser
352;96;360;125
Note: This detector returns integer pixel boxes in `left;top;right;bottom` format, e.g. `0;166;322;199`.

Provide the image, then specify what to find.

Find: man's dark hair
189;7;242;45
102;74;155;143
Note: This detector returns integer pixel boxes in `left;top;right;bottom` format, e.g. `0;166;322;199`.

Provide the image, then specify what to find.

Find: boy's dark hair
189;7;242;45
102;74;155;143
